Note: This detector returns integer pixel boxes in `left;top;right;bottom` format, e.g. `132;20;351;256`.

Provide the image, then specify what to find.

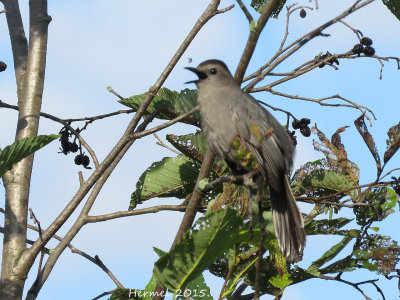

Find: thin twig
379;168;400;181
0;99;100;167
28;208;46;287
107;86;124;100
253;89;376;126
153;133;181;155
236;0;253;22
0;207;125;288
339;20;363;39
85;205;197;223
63;109;134;123
319;273;383;300
132;106;199;139
243;0;375;91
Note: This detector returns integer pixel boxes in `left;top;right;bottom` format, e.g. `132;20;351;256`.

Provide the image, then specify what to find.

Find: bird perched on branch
186;59;306;262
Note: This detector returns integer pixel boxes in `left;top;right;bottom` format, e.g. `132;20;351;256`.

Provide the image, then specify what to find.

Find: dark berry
74;154;83;165
300;126;311;137
81;155;90;167
300;118;311;125
0;61;6;72
352;44;364;55
300;9;306;18
319;63;326;68
360;37;373;46
69;142;79;153
292;119;301;129
363;46;375;57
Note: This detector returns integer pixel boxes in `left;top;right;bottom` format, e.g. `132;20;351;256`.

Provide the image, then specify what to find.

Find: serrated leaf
0;135;60;177
167;131;228;175
119;87;200;127
354;187;398;226
153;247;167;258
382;0;400;21
354;115;381;176
269;272;291;289
130;155;200;209
304;218;353;235
177;275;212;300
307;235;354;276
143;275;157;300
383;122;400;164
153;208;242;294
292;166;356;199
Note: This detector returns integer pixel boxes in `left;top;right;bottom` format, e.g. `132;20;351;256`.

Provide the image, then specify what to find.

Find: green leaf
143;275;157;300
304;218;353;235
153;208;242;294
153;247;167;258
292;165;356;199
354;187;398;226
166;131;228;175
382;0;400;21
119;88;200;126
0;135;60;177
250;0;287;18
307;235;354;276
130;155;200;209
177;274;212;300
269;272;291;289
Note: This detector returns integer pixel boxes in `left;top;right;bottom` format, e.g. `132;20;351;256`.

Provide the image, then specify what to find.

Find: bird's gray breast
198;86;239;159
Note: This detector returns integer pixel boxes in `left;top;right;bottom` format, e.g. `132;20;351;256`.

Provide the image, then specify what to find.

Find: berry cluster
352;37;375;57
0;61;6;72
316;52;339;68
292;118;311;137
59;127;91;169
74;154;90;168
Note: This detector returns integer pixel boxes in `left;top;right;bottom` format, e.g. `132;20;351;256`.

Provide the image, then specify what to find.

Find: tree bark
0;1;51;299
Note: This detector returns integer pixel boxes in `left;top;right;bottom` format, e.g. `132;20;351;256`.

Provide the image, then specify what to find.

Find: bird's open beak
185;67;207;84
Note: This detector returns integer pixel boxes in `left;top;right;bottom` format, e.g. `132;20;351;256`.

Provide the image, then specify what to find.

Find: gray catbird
186;59;306;262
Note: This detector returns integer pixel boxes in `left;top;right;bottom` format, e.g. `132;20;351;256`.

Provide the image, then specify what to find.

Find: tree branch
1;1;51;299
86;205;194;223
244;0;375;91
234;0;280;83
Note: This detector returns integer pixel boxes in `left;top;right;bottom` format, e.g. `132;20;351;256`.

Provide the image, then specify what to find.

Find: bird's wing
230;98;292;192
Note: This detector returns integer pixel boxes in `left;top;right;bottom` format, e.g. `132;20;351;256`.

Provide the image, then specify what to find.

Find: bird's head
185;59;233;88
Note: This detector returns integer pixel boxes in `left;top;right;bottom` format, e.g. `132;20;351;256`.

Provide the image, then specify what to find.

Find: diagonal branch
234;0;280;83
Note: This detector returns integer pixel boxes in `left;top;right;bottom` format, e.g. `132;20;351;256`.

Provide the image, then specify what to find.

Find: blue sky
1;0;400;299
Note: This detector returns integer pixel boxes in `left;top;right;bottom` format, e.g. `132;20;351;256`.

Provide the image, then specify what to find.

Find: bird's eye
210;68;217;74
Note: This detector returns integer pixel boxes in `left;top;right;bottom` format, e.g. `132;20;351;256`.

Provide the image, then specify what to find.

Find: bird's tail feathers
270;177;306;262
